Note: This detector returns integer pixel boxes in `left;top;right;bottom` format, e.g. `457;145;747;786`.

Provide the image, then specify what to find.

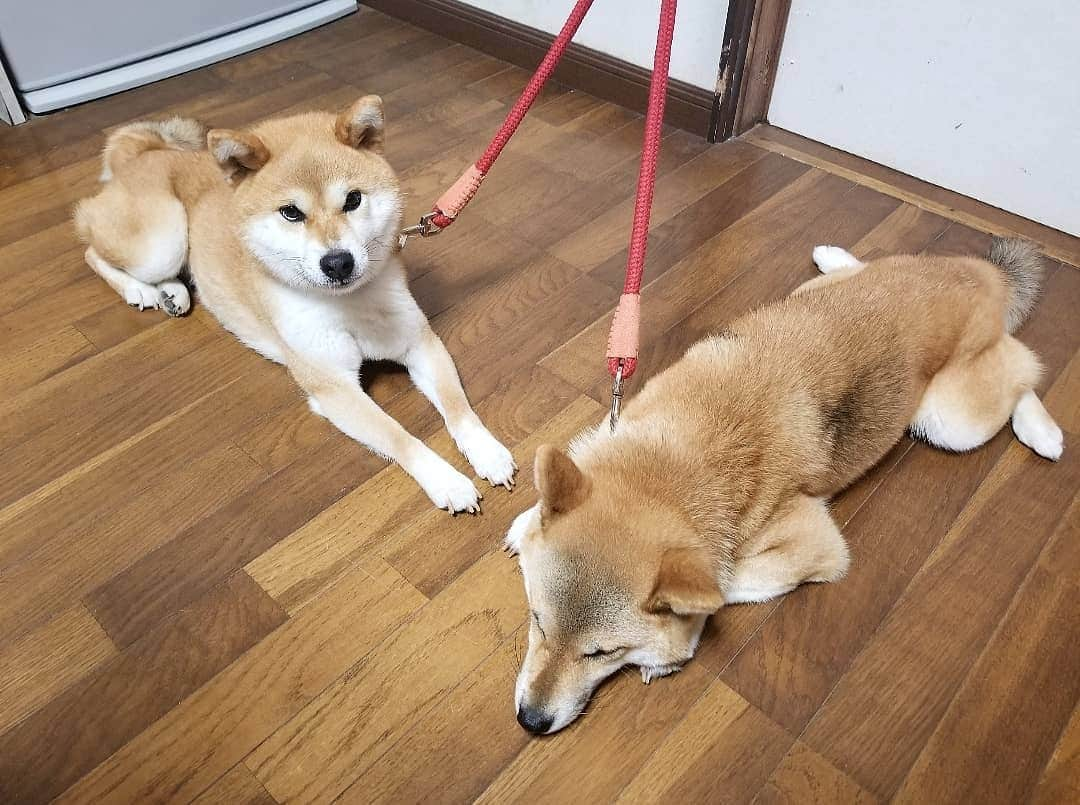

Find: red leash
398;0;596;240
401;0;678;418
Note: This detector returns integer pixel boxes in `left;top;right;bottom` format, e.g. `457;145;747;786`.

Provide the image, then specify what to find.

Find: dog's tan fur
74;100;516;511
508;242;1063;734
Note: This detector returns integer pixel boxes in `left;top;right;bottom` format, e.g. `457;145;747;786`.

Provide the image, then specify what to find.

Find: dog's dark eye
584;647;619;659
342;190;363;212
279;204;305;222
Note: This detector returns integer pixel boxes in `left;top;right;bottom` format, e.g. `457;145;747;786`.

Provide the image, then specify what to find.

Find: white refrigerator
0;0;356;114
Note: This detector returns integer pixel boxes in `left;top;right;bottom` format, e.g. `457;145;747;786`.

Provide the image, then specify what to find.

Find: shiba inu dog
505;240;1063;734
74;99;515;511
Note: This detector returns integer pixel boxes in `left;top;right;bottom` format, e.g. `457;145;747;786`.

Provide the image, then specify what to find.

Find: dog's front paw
415;456;482;514
459;425;517;489
640;663;684;684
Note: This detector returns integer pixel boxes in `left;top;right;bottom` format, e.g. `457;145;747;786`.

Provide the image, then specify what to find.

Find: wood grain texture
0;606;116;735
894;493;1080;803
1;8;1077;801
756;741;878;805
59;559;426;804
802;440;1080;799
191;764;277;805
1032;702;1080;805
0;572;285;804
744;123;1080;266
246;552;523;804
476;661;715;803
616;681;794;803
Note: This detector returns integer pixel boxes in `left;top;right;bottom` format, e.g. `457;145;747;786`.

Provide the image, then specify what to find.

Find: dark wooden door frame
710;0;792;141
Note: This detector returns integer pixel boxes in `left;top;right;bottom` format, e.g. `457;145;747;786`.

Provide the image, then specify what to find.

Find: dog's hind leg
911;334;1061;459
80;193;191;316
85;247;167;312
1012;389;1064;460
726;495;850;605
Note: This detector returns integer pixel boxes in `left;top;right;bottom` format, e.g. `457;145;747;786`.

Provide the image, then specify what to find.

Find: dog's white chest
269;271;422;365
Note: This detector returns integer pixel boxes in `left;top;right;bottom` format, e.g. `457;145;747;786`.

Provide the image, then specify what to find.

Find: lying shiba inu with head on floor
74;99;515;511
505;240;1063;734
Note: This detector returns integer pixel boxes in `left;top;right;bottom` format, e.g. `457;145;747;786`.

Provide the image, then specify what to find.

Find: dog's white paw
812;245;862;274
123;282;161;311
415;456;482;514
459;425;517;489
1012;392;1064;461
158;280;191;317
640;663;683;684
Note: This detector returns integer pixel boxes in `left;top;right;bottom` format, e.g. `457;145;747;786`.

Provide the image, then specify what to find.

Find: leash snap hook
609;360;624;433
398;211;443;250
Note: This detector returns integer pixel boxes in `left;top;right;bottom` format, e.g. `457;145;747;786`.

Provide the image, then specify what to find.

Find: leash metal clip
609;360;624;433
398;211;443;250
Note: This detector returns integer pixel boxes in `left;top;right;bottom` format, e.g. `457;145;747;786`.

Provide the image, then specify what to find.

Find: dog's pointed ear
336;95;385;152
647;547;723;615
207;129;270;184
534;444;590;520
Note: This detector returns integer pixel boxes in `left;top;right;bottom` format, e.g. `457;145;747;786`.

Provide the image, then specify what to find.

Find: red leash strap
403;0;678;414
606;0;677;382
426;0;596;231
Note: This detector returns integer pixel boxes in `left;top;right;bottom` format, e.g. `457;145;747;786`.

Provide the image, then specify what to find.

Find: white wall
461;0;727;90
769;0;1080;236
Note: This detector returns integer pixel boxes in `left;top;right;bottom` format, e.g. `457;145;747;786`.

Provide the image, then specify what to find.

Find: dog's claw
640;663;683;684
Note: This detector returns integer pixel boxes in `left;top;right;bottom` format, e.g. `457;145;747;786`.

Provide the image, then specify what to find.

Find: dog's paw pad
460;427;517;489
812;245;861;274
158;281;191;317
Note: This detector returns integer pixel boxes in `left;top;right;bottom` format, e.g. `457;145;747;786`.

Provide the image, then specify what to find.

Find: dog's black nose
516;706;554;735
319;249;355;281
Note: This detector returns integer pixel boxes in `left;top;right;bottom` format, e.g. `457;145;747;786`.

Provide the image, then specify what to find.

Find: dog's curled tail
988;237;1044;333
99;117;207;181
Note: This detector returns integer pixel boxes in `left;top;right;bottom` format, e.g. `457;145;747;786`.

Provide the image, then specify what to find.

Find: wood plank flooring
1;7;1077;803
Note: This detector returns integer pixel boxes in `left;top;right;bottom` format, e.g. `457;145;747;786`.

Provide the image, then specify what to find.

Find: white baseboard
20;0;356;114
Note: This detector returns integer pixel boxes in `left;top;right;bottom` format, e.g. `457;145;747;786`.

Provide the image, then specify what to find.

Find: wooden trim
712;0;755;141
734;0;790;134
362;0;714;136
744;124;1080;267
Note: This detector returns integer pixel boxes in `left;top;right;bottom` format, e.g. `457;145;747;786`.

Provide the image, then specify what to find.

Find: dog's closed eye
583;646;623;659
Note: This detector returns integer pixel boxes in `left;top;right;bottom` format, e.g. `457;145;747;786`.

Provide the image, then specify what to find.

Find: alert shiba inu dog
505;240;1063;734
74;99;515;511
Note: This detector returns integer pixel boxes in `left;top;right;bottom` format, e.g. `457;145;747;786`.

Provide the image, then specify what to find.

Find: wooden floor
1;8;1078;804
